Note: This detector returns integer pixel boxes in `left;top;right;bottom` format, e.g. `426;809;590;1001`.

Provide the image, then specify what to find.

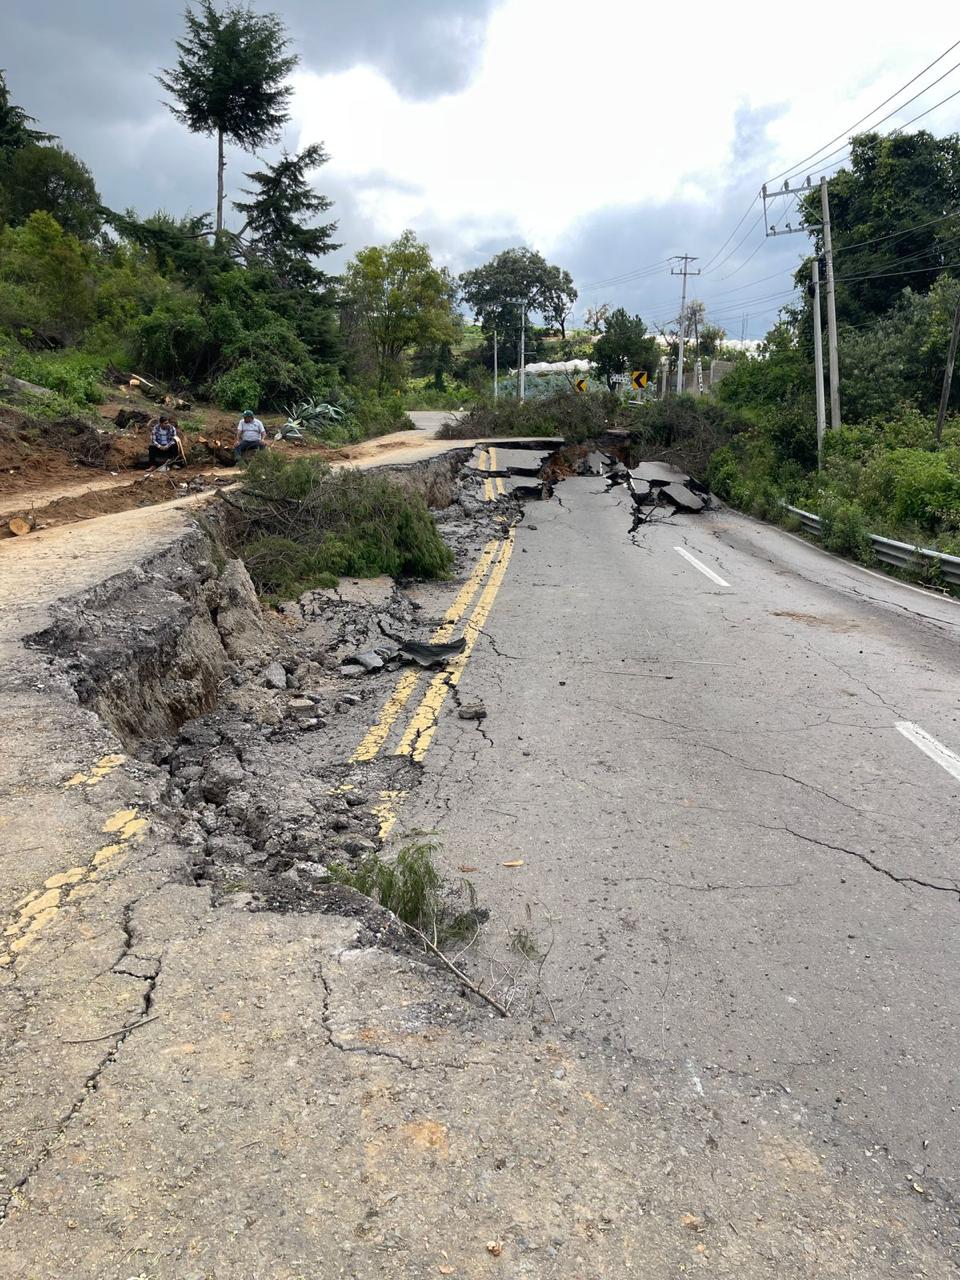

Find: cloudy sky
5;1;960;336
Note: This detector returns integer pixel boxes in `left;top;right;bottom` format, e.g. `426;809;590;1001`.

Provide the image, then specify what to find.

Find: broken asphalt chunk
499;476;546;499
662;483;706;512
581;451;612;476
467;447;555;476
352;650;385;672
457;701;487;720
629;461;691;486
399;636;467;667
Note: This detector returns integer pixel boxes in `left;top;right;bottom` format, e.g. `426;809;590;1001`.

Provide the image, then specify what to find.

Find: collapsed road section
13;441;562;939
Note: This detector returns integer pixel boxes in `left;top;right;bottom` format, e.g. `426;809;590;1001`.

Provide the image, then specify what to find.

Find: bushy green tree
1;144;100;239
0;211;94;344
592;307;659;390
0;70;52;157
232;143;340;365
343;230;459;391
459;247;578;361
233;143;338;288
798;130;960;324
158;1;297;234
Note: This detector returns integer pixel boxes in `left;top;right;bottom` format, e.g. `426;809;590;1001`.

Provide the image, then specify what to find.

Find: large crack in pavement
0;894;161;1223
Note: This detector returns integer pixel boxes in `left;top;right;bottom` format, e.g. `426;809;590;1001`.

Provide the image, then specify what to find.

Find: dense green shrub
858;447;960;529
817;496;873;559
4;347;106;403
236;452;453;596
441;390;623;441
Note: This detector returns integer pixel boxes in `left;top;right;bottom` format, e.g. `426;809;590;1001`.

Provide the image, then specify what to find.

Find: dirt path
0;421;463;537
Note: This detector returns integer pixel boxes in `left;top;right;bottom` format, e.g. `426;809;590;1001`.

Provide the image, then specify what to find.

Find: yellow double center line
350;535;505;763
482;447;505;502
395;530;514;762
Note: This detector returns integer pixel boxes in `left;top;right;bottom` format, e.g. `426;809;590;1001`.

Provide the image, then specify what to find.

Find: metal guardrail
783;504;960;587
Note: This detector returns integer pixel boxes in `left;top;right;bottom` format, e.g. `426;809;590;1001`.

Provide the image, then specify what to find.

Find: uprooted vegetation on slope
225;451;455;598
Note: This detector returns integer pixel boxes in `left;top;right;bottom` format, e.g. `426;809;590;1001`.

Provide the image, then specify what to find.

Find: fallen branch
62;1014;159;1044
406;923;509;1018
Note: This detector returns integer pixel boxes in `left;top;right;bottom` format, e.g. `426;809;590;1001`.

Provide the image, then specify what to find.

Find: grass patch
4;347;107;405
233;451;453;597
328;841;479;947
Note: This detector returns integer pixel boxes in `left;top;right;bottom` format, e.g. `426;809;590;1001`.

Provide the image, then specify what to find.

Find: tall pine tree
158;2;297;235
233;143;339;289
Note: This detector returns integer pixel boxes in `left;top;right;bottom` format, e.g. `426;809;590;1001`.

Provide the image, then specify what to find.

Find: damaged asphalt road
4;441;960;1274
400;472;960;1226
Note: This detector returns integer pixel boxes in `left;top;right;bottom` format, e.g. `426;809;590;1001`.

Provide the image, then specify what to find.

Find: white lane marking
673;546;729;587
896;721;960;784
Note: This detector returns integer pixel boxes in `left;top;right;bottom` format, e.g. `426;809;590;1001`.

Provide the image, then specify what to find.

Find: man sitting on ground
235;409;267;461
148;415;183;468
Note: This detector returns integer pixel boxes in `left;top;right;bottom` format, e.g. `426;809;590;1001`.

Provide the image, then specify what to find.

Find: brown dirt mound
0;406;125;494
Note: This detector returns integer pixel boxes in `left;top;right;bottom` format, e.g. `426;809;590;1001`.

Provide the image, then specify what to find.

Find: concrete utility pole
518;305;527;402
811;258;827;468
671;255;700;395
820;177;841;430
935;292;960;443
493;328;499;401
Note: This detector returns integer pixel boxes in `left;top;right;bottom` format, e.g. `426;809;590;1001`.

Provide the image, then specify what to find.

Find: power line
832;208;960;255
769;40;960;186
579;259;671;290
711;235;767;281
701;211;765;276
777;79;960;189
835;255;960;284
699;192;762;273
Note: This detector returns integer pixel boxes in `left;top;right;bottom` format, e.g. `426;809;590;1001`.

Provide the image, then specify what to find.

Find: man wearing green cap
234;409;267;462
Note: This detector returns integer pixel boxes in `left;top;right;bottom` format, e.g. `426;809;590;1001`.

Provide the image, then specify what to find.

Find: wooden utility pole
936;293;960;443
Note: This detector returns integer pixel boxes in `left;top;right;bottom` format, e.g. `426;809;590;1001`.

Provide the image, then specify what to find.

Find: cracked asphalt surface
4;454;960;1276
404;475;960;1201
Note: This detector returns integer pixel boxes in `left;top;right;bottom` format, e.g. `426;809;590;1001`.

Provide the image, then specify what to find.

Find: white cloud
294;0;960;267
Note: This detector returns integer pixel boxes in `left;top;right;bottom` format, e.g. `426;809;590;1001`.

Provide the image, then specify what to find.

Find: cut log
8;517;34;536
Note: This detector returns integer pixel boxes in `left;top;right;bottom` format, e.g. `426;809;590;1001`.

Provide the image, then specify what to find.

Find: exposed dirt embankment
26;524;265;744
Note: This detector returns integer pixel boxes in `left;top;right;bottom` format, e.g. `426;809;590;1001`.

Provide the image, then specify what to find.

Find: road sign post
574;377;588;394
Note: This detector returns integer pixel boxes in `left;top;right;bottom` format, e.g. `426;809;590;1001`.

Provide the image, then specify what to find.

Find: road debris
400;637;467;667
457;701;487;720
623;460;714;524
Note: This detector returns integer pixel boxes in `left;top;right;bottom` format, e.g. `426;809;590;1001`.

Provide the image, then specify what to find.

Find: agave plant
283;397;346;431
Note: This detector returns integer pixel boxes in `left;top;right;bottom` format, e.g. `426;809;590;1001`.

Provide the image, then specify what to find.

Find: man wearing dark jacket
148;415;183;468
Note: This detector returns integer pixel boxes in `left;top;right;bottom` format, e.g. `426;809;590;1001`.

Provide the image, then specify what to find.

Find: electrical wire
579;259;671;290
699;191;762;273
778;80;960;189
769;41;960;186
835;255;960;284
701;210;765;277
832;208;960;254
710;235;768;281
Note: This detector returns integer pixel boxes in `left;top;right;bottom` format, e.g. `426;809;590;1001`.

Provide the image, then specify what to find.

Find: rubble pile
599;453;714;521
